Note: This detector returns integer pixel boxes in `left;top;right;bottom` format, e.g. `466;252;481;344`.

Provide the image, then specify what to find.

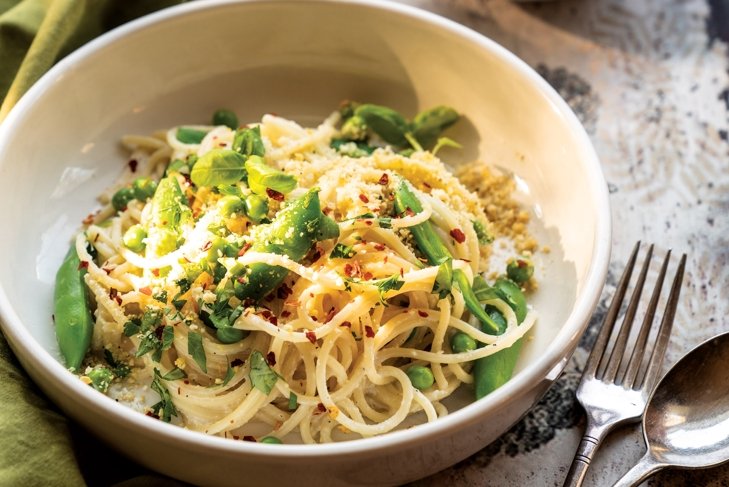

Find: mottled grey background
404;0;729;485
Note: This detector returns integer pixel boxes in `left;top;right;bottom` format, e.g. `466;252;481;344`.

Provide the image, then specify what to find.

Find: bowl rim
0;0;611;459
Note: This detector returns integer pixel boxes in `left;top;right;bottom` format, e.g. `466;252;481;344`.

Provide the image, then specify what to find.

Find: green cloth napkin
0;2;191;484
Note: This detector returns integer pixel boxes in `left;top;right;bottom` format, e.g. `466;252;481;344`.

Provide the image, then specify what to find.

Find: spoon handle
611;453;665;487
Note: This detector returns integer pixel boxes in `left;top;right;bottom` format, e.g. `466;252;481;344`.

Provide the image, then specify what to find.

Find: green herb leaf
176;127;207;144
161;325;174;350
153;290;168;304
150;368;177;422
187;331;207;373
222;363;235;386
103;349;130;378
331;243;355;259
374;274;404;304
354;104;409;147
377;217;392;229
432;258;453;299
191;149;247;187
161;367;187;381
232;126;265;157
288;391;298;411
249;350;279;395
244;155;297;195
431;136;462;156
411;106;459;149
123;318;141;337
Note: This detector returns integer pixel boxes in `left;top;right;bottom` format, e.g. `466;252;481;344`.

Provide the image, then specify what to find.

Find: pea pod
473;278;527;399
393;179;500;334
411;106;459;149
232;188;338;301
54;245;94;370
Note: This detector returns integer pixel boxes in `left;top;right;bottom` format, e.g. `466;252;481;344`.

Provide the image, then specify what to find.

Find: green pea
244;194;268;223
218;195;246;217
260;436;282;444
123;224;147;252
216;326;246;344
111;187;135;211
450;332;477;353
132;177;157;201
212;109;239;129
207;238;230;263
87;367;114;393
406;365;434;390
506;257;534;285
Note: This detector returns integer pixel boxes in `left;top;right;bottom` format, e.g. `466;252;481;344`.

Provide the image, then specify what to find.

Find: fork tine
600;245;654;383
620;249;671;388
635;252;687;390
583;241;641;380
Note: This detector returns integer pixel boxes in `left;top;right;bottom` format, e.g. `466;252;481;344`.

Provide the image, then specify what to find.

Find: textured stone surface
404;0;729;485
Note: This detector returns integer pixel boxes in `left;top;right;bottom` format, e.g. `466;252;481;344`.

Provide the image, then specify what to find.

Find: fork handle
563;424;609;487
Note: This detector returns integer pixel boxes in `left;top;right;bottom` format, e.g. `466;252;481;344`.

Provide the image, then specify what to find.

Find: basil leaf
187;331;207;373
176;127;207;144
161;325;174;350
161;367;187;381
432;259;453;300
191;149;247;187
374;274;404;304
411;106;459;149
244;155;297;195
354;104;409;147
331;243;355;259
249;350;278;395
232;126;265;157
123;319;141;337
150;368;177;422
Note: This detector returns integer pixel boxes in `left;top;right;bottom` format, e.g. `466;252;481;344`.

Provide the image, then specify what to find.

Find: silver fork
563;242;687;487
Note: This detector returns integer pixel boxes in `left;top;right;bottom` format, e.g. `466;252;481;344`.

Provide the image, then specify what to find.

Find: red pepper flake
243;436;257;442
383;256;388;263
281;310;291;318
231;358;244;367
201;241;212;251
317;403;327;413
364;220;373;226
264;292;275;303
340;321;352;328
449;228;466;244
362;271;373;281
344;263;355;277
109;288;122;305
325;307;337;323
145;411;159;419
139;287;152;296
233;435;240;440
418;310;428;318
277;283;293;300
358;193;369;204
238;242;252;256
128;159;138;172
423;181;432;189
82;213;95;225
364;325;375;338
151;268;160;277
373;243;385;251
266;351;276;366
102;266;114;275
78;261;89;270
305;331;317;344
378;173;389;185
399;268;404;277
404;207;415;217
266;188;284;201
310;316;318;322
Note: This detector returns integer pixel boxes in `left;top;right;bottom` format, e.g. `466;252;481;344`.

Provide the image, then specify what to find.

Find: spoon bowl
614;331;729;486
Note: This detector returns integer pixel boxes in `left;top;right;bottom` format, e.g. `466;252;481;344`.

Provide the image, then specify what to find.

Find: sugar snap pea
393;179;500;334
231;188;338;301
473;277;528;399
54;245;94;370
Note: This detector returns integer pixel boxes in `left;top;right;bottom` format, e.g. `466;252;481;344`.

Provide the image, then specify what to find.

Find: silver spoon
612;331;729;486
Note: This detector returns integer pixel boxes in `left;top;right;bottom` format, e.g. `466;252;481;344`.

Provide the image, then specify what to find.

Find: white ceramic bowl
0;1;610;485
